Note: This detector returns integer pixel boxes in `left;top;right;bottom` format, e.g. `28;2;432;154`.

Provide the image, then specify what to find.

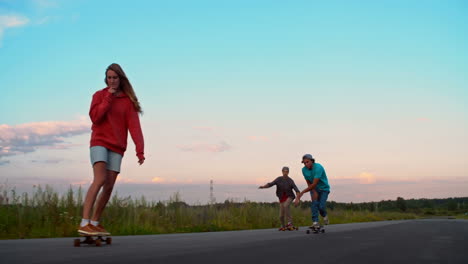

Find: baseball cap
301;154;314;163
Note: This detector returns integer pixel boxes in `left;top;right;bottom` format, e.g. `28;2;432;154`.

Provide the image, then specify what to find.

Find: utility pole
210;180;216;205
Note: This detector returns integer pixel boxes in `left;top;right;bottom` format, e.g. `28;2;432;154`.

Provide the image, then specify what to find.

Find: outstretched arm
259;183;273;189
259;179;276;189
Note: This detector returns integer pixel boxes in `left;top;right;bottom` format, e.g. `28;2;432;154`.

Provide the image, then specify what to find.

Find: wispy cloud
116;177;138;184
36;16;52;25
0;117;90;159
0;15;29;45
332;173;467;187
177;141;231;153
30;159;64;164
151;177;166;183
0;15;29;27
46;143;84;150
332;172;378;185
358;172;377;184
117;176;195;185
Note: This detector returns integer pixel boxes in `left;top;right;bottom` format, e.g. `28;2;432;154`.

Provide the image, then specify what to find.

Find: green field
1;185;466;239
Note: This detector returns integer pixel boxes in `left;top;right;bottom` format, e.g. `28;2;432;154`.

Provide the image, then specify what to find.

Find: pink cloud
70;180;90;186
115;177;195;185
151;177;166;183
0;117;90;159
330;176;468;203
116;177;138;183
358;172;377;184
331;172;378;185
0;15;29;27
177;141;231;153
331;174;468;187
0;15;29;45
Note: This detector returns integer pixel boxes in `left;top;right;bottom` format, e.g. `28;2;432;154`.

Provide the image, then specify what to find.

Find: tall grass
1;185;420;239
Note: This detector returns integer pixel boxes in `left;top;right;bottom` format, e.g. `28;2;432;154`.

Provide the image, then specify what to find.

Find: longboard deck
306;225;325;234
279;226;299;231
74;234;112;247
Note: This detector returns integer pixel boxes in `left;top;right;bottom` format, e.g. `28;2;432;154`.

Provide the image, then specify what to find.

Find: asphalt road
1;219;467;264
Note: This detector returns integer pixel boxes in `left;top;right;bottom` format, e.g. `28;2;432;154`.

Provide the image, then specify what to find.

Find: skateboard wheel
95;239;102;247
306;230;310;234
74;239;80;247
106;237;112;245
322;229;325;233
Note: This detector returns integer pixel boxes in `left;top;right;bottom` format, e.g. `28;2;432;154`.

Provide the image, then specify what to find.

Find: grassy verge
0;185;461;239
454;213;468;220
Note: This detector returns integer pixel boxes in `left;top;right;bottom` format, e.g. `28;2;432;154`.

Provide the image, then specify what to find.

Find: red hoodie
89;88;144;161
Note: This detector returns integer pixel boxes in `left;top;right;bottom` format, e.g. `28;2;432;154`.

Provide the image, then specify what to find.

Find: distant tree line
219;197;468;215
322;197;468;214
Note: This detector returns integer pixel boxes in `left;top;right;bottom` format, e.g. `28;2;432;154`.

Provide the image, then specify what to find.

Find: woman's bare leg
91;170;119;221
82;162;108;220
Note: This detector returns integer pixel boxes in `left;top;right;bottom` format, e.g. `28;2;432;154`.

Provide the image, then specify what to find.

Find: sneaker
323;216;329;225
78;224;99;235
93;224;111;236
311;222;320;228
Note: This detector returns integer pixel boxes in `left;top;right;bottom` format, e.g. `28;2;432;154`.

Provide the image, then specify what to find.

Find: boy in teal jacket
294;154;330;227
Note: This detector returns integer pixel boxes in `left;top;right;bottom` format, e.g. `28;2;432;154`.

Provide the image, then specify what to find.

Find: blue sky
1;0;467;204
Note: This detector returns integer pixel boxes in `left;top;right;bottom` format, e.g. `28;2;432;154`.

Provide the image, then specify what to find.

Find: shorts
90;146;123;173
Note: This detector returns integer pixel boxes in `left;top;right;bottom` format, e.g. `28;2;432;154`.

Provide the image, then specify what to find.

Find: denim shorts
90;146;123;173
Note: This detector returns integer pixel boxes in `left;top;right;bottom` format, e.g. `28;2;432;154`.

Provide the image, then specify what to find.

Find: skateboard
279;226;299;231
306;225;325;234
74;234;112;247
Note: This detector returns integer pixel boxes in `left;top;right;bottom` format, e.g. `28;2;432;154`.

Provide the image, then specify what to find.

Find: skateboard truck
74;235;112;247
306;225;325;234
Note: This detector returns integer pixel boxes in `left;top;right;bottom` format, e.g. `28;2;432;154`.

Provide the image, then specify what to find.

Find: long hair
105;63;142;114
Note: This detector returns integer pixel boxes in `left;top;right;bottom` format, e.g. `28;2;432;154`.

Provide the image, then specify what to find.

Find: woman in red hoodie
78;63;145;236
